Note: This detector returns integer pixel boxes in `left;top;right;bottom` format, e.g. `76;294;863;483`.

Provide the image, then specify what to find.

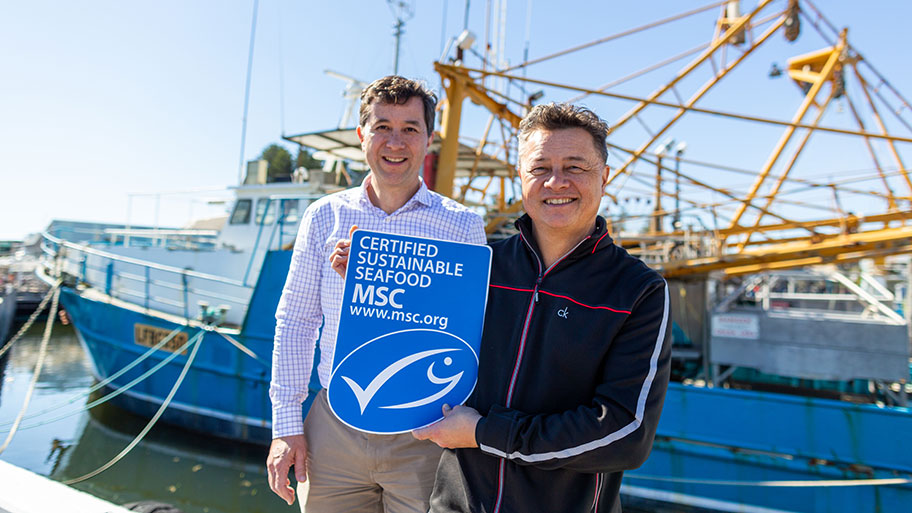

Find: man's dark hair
359;76;437;135
519;103;610;163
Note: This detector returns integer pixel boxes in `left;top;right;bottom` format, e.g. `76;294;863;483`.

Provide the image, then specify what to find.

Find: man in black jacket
413;103;672;513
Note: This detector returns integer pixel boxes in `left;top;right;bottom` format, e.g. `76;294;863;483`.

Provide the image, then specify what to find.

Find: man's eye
567;166;585;174
530;167;549;175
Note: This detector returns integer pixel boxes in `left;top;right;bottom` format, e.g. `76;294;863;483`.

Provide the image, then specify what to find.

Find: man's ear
356;125;364;143
602;165;611;187
426;133;434;149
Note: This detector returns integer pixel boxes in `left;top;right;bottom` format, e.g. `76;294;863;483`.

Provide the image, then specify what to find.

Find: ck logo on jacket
328;328;479;434
557;306;569;319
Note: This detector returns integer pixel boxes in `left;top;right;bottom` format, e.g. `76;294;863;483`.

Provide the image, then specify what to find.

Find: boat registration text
134;324;188;354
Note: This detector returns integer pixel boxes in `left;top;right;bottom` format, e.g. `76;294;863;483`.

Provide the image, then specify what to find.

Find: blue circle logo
327;329;478;434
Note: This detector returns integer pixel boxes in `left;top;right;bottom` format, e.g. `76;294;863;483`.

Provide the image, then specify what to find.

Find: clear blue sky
2;1;910;239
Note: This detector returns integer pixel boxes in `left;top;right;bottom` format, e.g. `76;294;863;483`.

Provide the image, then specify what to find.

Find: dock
0;459;132;513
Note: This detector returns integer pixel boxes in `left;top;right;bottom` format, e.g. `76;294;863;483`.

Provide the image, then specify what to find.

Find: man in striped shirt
266;76;486;513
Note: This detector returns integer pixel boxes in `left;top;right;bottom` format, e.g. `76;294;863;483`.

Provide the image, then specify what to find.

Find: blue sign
328;230;492;434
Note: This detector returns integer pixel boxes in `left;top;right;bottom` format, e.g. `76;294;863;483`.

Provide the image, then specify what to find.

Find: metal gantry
432;0;912;277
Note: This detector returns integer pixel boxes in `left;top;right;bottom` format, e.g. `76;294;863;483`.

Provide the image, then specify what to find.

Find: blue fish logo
327;329;478;434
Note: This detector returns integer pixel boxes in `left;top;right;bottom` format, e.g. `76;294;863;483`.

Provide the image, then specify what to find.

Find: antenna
387;0;415;74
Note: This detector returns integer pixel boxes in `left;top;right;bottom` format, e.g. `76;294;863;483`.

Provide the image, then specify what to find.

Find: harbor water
0;322;294;513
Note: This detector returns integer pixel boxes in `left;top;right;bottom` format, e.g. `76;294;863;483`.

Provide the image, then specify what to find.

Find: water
0;322;292;513
0;322;676;513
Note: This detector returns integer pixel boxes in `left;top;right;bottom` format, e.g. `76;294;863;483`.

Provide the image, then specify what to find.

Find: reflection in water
54;401;282;513
0;323;294;513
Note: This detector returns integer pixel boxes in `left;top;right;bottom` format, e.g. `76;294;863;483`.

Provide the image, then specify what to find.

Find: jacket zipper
491;230;591;513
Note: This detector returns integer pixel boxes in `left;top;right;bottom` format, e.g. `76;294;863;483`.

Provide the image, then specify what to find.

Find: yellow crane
432;0;912;278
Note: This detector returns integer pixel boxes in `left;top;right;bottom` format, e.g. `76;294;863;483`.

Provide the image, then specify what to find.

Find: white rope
2;332;199;432
0;282;59;359
0;288;60;456
0;324;190;429
62;329;205;485
213;327;267;366
625;473;912;487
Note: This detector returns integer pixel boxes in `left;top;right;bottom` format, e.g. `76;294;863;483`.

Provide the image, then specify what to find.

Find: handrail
42;232;250;288
104;228;219;237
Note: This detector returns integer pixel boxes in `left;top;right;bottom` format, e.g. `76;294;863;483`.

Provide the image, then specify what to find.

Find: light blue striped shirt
269;176;486;438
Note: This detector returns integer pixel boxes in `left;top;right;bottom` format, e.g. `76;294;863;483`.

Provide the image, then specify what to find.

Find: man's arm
267;207;327;503
418;281;672;473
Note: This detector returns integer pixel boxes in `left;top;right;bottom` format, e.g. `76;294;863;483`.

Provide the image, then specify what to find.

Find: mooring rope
624;474;912;487
0;324;190;430
0;281;59;359
62;328;205;485
212;327;267;366
0;331;199;432
0;288;60;456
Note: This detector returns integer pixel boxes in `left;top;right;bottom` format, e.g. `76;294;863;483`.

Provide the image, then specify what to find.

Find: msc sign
328;230;491;434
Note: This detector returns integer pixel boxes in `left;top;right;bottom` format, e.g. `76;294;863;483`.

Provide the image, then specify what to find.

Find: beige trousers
297;389;443;513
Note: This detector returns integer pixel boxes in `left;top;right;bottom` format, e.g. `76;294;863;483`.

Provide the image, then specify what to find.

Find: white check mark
341;348;459;414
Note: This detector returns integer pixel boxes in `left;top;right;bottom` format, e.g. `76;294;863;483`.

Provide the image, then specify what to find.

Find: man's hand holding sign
328;228;491;435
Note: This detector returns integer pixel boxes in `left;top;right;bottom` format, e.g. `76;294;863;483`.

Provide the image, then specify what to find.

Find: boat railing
40;232;253;325
105;228;220;250
716;269;905;322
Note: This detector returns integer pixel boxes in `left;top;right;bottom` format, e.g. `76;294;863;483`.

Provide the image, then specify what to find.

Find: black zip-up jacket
430;215;672;513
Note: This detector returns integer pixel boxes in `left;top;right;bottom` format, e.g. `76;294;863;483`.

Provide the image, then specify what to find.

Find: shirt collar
358;173;434;212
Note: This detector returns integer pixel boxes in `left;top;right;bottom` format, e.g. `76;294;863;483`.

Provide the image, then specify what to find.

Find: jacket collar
515;214;613;267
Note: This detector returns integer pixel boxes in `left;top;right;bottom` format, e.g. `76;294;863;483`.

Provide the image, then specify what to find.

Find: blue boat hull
57;250;320;445
626;383;912;512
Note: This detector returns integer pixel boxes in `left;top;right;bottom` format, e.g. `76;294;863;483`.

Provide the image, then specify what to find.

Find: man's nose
386;131;406;148
544;169;569;189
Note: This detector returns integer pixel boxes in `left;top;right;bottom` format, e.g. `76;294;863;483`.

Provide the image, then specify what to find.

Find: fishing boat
38;172;336;443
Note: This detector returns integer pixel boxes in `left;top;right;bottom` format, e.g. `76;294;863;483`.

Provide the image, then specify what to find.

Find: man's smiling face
518;127;609;242
357;96;433;190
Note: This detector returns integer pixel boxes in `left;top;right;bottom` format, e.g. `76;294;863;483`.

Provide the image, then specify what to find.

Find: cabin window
255;198;276;225
229;199;252;225
280;199;301;225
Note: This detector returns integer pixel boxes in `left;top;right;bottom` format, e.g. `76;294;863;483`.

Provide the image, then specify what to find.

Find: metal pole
393;18;403;74
674;155;681;229
237;0;260;185
653;156;663;233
